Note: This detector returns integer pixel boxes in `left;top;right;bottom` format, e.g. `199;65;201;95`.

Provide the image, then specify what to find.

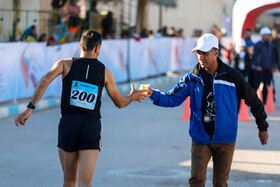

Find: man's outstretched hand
145;88;154;98
259;131;269;145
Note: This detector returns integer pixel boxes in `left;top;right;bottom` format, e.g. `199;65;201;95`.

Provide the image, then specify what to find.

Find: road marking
248;115;280;121
179;149;280;175
108;169;188;179
267;116;280;121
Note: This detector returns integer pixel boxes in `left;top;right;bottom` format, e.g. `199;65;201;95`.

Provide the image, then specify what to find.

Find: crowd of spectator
20;23;185;46
19;0;186;45
219;26;280;107
20;24;74;46
19;0;280;85
119;26;184;40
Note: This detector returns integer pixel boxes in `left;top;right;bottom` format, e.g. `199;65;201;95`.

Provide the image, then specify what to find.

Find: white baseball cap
260;27;272;35
191;34;219;53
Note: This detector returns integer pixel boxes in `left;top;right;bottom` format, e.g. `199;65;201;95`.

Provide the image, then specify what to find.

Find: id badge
70;80;98;110
203;113;211;123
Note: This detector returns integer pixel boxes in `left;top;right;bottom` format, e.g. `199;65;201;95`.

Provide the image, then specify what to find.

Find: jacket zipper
211;72;218;143
193;73;214;143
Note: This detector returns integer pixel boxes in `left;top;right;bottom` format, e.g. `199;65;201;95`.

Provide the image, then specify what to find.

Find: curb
0;98;61;119
0;74;182;119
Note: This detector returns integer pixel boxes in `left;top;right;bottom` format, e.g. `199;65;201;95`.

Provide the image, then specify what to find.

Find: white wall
98;0;138;34
0;0;44;41
147;0;227;37
257;14;274;28
19;0;41;35
0;0;230;41
257;7;280;29
0;0;13;41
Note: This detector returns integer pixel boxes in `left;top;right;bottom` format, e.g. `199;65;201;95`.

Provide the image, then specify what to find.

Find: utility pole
12;0;20;41
159;4;162;28
136;0;148;32
126;0;132;82
88;0;92;29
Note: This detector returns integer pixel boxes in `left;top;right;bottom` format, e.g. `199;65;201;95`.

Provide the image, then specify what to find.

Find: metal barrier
0;8;61;42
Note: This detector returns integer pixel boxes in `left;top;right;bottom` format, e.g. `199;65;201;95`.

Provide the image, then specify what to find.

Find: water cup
139;84;150;94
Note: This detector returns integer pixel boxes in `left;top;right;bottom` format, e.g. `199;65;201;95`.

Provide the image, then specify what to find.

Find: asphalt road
1;75;280;187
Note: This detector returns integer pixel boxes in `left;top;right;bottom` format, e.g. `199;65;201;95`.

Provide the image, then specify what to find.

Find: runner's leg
78;150;99;187
58;148;79;187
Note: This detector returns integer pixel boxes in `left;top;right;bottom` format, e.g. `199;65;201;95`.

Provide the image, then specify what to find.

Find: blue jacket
150;58;268;144
254;40;275;70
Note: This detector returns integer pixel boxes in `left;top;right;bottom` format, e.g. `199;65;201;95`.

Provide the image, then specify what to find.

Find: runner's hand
15;108;33;127
259;131;268;145
130;84;148;103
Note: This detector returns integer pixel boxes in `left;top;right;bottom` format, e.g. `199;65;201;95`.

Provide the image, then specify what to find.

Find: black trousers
254;70;273;105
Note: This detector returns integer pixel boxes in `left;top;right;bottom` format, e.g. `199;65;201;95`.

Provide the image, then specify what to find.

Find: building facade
0;0;277;42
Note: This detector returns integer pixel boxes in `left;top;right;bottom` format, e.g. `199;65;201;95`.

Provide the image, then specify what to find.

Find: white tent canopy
232;0;280;45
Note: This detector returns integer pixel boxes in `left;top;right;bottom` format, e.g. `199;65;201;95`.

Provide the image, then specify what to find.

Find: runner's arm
15;60;65;127
104;67;147;108
30;60;65;106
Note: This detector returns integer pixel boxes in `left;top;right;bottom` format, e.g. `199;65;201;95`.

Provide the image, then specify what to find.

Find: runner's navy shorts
57;113;102;152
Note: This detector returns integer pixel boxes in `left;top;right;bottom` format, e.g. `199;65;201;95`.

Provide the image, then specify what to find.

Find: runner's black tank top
61;57;105;118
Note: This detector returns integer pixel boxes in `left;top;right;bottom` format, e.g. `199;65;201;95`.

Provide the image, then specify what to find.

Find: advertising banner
99;40;128;83
16;43;46;100
0;38;197;103
0;43;21;102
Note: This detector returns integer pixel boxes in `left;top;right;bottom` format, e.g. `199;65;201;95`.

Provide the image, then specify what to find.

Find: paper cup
139;84;150;94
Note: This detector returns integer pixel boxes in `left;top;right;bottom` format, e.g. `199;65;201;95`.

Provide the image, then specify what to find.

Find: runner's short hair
80;30;102;52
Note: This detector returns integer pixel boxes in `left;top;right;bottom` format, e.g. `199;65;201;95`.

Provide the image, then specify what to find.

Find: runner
15;30;147;187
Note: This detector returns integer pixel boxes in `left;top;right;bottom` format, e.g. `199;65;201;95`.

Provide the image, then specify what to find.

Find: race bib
70;80;98;110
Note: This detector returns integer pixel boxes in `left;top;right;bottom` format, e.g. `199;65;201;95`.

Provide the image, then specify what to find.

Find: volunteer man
146;34;269;187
